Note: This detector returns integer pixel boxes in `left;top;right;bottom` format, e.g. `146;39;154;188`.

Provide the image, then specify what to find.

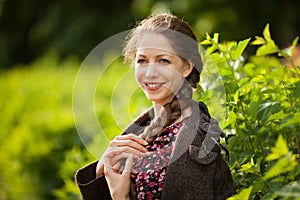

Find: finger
122;155;134;175
101;150;140;169
103;163;114;176
112;160;122;171
106;146;146;159
113;134;148;146
118;165;124;174
113;152;141;162
109;139;148;154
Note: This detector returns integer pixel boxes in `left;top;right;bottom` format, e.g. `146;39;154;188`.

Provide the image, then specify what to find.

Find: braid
139;81;193;143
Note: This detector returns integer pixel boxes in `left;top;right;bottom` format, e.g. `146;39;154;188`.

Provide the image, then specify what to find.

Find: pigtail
139;81;193;143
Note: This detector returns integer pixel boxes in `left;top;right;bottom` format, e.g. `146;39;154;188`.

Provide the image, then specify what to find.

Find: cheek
165;68;184;81
134;68;143;85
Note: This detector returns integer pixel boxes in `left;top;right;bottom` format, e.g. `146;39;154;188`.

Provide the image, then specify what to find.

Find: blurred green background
1;0;300;68
0;0;299;199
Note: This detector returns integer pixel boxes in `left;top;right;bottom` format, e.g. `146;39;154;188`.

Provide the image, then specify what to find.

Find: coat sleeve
214;155;235;200
75;161;112;200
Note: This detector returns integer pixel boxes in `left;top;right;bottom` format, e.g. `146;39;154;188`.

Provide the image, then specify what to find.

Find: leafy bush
199;24;300;199
0;54;88;199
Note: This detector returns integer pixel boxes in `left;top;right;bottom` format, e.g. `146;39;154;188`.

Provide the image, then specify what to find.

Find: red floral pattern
131;122;182;200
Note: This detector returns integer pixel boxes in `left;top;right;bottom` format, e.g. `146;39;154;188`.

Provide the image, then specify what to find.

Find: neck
152;103;164;120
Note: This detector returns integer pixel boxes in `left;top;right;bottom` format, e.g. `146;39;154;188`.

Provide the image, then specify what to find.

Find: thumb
122;154;134;176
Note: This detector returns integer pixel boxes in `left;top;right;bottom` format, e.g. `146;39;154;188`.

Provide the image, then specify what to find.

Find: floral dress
131;122;183;200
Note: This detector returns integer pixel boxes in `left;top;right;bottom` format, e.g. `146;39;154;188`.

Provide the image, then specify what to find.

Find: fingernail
143;152;151;156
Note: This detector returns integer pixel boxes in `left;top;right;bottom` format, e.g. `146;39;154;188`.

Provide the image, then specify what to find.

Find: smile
144;82;165;90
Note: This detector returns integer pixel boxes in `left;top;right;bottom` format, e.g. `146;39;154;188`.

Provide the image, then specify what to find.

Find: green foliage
200;24;300;199
0;54;87;199
0;52;150;199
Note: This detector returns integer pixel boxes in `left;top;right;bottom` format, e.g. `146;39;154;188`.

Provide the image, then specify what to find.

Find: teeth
148;83;159;88
146;83;162;89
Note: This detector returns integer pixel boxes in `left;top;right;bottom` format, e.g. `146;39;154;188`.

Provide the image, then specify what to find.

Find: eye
160;58;170;64
136;59;146;64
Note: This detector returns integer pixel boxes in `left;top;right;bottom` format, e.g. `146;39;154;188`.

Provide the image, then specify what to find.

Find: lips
144;82;165;91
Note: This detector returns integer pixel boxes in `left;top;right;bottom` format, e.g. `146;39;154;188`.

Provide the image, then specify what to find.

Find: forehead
137;32;176;55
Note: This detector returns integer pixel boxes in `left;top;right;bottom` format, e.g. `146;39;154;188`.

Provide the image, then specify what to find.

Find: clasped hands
96;134;149;200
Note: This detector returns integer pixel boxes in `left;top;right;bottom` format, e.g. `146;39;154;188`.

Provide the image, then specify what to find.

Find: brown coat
75;100;235;199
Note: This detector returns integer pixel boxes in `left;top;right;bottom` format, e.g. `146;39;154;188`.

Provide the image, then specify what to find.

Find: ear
182;61;194;78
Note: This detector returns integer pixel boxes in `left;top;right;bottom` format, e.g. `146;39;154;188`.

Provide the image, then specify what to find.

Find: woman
75;13;235;200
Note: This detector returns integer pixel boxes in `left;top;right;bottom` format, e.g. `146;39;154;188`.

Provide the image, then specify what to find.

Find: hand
96;133;148;177
104;154;135;200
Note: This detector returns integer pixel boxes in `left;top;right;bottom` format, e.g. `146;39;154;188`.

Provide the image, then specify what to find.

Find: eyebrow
136;53;174;58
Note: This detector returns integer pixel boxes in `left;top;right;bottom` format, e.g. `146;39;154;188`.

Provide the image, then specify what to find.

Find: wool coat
75;100;235;200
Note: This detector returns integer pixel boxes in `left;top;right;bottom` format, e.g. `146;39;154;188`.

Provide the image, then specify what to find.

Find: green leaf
239;157;260;174
279;111;300;129
257;101;280;123
200;40;211;45
230;38;251;61
251;36;265;45
213;33;219;43
267;111;289;123
263;23;272;41
253;24;279;56
266;135;289;161
280;37;299;57
200;33;212;45
256;40;279;56
227;186;253;200
263;156;297;181
205;32;211;40
294;81;300;98
223;110;237;129
280;46;294;57
292;36;299;47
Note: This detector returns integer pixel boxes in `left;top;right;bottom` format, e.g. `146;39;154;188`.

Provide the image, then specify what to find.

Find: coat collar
121;100;211;162
122;100;225;164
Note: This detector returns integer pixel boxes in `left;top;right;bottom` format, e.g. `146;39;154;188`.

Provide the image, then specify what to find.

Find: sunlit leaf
227;186;253;200
263;23;272;41
251;36;265;45
266;135;289;161
223;110;236;129
292;36;299;47
239;157;259;174
267;111;289;123
200;39;211;45
256;40;279;56
263;156;297;181
279;111;300;129
213;33;219;43
280;46;294;57
200;33;213;45
230;38;251;61
257;101;280;123
281;37;300;57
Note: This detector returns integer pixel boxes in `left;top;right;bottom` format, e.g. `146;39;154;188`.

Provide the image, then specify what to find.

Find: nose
145;63;159;78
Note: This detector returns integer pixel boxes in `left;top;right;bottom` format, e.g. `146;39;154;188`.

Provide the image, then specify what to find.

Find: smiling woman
134;33;193;106
75;13;235;200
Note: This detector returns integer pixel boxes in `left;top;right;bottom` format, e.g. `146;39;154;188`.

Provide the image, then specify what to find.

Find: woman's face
135;32;193;105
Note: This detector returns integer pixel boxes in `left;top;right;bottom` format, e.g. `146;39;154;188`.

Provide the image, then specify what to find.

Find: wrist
112;193;130;200
96;162;104;178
